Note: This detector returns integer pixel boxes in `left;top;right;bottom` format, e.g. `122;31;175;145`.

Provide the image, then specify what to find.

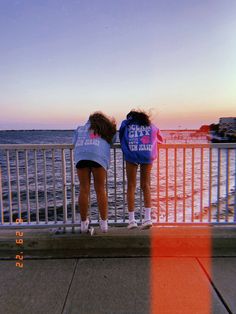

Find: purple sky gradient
0;0;236;129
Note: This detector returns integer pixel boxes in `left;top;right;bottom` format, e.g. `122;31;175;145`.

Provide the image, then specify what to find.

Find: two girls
74;109;163;233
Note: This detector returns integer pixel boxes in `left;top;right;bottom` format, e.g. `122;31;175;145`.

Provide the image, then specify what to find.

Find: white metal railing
156;143;236;224
0;143;235;229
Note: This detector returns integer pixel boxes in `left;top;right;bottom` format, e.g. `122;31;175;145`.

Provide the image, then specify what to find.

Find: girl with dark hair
119;109;163;229
73;112;117;233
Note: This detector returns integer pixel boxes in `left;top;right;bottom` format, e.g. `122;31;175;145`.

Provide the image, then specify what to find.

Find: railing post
114;147;117;222
234;149;236;223
191;147;195;222
34;150;39;224
225;149;230;222
157;146;160;223
52;149;57;223
122;154;126;222
0;164;3;224
200;147;204;222
43;149;48;224
166;147;169;222
183;147;186;222
61;149;67;232
15;150;21;220
217;148;221;222
208;148;212;223
6;150;13;224
174;147;177;222
139;166;142;223
70;148;75;231
25;150;30;223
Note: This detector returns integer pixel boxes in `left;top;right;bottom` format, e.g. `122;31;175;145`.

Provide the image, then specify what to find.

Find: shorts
126;160;153;166
76;160;102;169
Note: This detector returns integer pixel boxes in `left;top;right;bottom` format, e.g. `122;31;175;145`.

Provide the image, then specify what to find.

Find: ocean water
0;130;74;145
0;130;235;223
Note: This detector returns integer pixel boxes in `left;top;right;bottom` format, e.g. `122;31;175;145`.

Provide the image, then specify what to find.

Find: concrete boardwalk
0;226;236;314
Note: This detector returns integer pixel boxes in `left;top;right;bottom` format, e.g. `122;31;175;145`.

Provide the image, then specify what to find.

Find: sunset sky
0;0;236;130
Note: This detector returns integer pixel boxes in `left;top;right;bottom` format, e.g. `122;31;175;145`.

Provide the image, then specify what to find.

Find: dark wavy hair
126;109;151;126
89;111;117;144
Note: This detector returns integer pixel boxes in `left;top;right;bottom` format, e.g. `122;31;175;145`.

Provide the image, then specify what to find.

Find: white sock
100;219;108;230
128;211;135;222
81;219;88;225
144;208;151;221
81;219;88;231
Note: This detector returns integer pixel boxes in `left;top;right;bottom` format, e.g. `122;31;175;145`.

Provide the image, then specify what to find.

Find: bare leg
126;161;138;212
140;163;152;208
92;167;108;220
77;168;91;221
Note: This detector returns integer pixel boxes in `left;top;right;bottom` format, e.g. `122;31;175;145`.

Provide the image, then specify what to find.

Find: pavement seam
61;258;79;314
196;257;233;314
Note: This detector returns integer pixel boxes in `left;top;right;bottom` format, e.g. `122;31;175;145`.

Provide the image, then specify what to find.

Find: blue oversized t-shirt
73;121;113;170
119;120;163;164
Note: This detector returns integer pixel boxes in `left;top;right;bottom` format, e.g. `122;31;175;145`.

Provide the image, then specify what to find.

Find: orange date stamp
15;218;24;268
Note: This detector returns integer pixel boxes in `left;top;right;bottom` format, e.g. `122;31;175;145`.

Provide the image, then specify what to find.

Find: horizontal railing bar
159;143;236;149
0;222;82;229
0;143;236;150
0;144;74;150
1;221;236;229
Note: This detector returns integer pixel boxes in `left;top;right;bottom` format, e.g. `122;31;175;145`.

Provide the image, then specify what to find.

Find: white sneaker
127;220;138;230
80;219;89;233
140;219;152;230
100;219;108;233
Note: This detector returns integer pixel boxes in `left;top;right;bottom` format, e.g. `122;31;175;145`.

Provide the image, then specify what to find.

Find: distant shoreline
0;129;74;132
0;129;198;132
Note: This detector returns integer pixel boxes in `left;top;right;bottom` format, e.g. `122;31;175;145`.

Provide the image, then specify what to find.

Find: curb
0;226;236;259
